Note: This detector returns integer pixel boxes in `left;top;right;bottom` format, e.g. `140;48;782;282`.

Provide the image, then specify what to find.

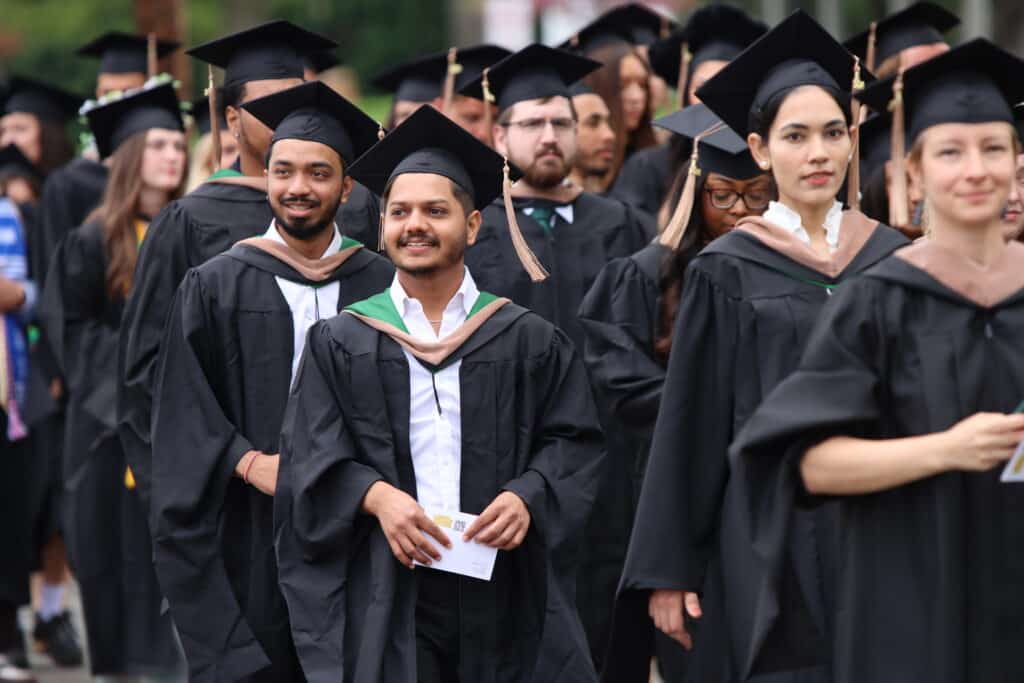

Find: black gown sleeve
608;149;664;219
117;203;191;511
578;256;665;433
149;269;269;682
275;322;384;681
722;276;883;679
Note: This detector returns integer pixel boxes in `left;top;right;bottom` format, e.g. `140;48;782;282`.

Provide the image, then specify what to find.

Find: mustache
398;232;441;247
535;145;564;159
281;196;321;207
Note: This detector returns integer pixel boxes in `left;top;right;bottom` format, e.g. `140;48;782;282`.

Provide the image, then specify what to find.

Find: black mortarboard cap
0;144;44;183
242;81;381;165
857;111;892;186
189;92;226;136
372;45;512;103
696;9;870;138
856;39;1024;144
349;104;520;211
305;50;342;75
648;4;767;85
77;32;180;75
654;103;760;179
558;3;678;54
84;82;184;159
187;20;337;89
459;44;600;110
3;77;84;123
844;2;959;67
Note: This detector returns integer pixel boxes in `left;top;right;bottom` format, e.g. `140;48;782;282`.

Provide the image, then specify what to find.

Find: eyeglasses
704;187;772;211
502;117;576;135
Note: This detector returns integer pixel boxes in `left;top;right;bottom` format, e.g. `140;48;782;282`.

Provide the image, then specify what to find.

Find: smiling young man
274;104;605;683
148;81;393;683
118;20;383;513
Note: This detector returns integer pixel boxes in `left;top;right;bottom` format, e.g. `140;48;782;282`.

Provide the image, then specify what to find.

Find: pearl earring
760;161;770;170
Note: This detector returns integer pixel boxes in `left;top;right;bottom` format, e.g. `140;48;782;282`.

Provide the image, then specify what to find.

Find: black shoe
32;612;82;668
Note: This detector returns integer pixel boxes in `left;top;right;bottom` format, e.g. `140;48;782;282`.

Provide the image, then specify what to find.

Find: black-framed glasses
704;187;772;210
501;117;576;135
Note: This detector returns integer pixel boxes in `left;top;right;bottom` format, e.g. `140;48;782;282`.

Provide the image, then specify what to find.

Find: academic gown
39;221;180;676
727;240;1024;683
150;241;393;683
274;296;605;683
465;191;652;666
605;213;909;683
608;143;673;220
118;175;382;512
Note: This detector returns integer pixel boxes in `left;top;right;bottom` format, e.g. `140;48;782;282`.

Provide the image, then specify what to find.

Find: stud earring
759;161;770;170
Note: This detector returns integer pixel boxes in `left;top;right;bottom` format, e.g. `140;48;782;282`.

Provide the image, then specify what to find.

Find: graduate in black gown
150;80;393;683
579;104;770;681
275;103;604;683
609;12;910;683
609;5;766;220
458;44;653;668
729;40;1024;683
118;20;378;512
843;1;958;79
41;80;188;679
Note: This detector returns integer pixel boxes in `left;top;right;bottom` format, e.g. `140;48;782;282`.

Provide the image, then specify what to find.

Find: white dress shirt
523;204;575;225
264;222;341;386
762;200;842;252
389;268;479;513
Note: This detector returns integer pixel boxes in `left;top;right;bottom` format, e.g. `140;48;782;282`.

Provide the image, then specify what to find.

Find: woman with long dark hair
0;78;77;178
729;39;1024;681
42;81;187;679
607;12;909;683
580;103;770;681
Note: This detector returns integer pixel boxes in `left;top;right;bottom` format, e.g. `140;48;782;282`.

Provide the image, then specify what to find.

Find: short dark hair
221;82;248;110
749;85;852;139
381;176;475;217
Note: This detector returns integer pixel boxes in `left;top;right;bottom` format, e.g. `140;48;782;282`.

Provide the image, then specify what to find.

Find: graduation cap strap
441;47;462;115
676;42;692;111
659;122;725;249
847;56;865;211
206;66;223;172
147;33;158;78
888;69;910;229
481;67;495;147
503;158;549;282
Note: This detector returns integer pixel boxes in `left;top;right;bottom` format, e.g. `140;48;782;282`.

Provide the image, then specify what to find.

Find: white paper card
413;509;499;580
1001;440;1024;483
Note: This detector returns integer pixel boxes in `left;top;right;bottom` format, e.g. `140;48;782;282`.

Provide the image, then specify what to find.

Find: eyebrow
778;119;846;132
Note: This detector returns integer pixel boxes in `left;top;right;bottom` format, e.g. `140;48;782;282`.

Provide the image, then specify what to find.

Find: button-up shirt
762;199;842;252
388;268;479;513
264;222;341;385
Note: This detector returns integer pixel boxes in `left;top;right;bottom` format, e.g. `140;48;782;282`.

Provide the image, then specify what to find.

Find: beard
519;146;572;189
393;229;466;276
272;195;341;241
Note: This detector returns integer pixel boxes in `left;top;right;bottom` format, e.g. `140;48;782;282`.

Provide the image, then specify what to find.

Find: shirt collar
388;267;479;321
523;204;574;225
762;200;843;249
265;220;342;258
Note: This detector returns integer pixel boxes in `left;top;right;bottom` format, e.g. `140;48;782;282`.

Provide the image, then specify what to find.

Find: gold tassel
377;123;386;141
481;67;495;147
887;69;909;229
502;158;548;282
205;66;222;171
378;213;385;252
847;56;864;210
147;33;158;78
865;22;878;74
659;123;723;249
676;42;692;111
441;47;461;115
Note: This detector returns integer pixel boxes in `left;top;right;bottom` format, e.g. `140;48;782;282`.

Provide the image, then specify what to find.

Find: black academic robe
118;177;381;512
40;221;180;676
150;242;393;683
275;299;605;683
606;219;909;683
727;248;1024;683
608;143;673;220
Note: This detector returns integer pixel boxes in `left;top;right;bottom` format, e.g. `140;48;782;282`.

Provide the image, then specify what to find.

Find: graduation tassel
659;122;723;249
377;124;386;252
865;21;878;73
377;123;386;141
147;32;158;79
847;56;865;211
887;68;910;229
481;67;495;147
502;158;548;282
441;47;461;115
676;42;692;111
205;66;223;171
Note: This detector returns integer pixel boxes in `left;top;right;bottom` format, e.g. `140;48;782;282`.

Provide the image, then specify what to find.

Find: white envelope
413;509;499;581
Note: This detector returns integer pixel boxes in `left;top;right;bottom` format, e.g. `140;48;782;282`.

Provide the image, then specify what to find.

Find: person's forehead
270;137;341;166
515;96;572;118
572;93;609;117
387;172;455;200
